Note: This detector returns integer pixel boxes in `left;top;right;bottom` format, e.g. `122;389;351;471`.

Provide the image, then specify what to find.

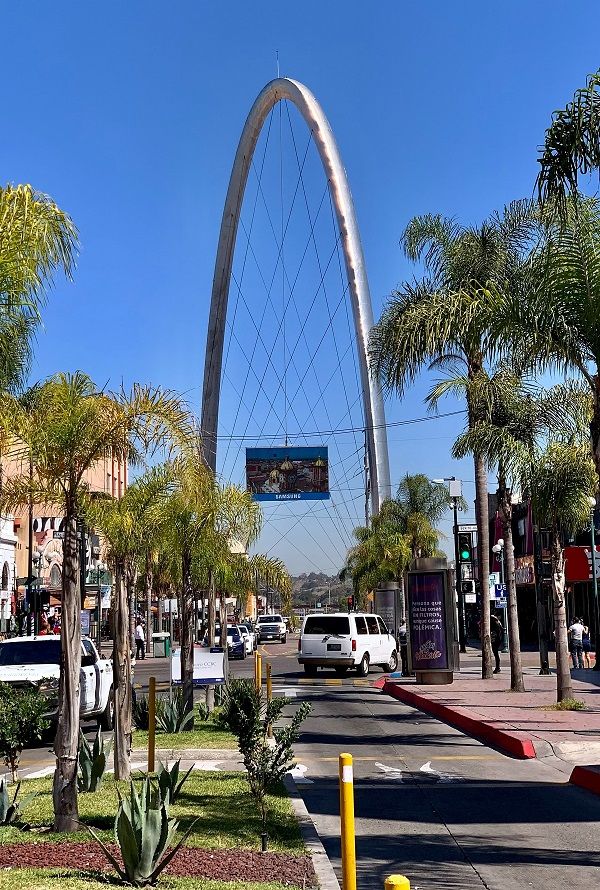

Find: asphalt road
14;636;600;889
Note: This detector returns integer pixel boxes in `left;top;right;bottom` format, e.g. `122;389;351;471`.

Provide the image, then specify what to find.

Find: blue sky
2;1;599;574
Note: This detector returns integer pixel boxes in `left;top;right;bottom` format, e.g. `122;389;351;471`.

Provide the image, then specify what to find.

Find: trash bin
152;632;171;658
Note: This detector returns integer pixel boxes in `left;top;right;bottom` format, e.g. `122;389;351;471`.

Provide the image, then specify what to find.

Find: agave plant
88;776;196;886
132;692;150;730
0;778;37;825
78;728;112;793
156;690;194;733
156;759;194;805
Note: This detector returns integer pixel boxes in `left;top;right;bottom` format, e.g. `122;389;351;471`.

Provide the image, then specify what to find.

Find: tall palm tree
87;464;174;778
341;505;412;607
370;203;538;678
395;473;465;560
536;68;600;212
0;372;192;831
525;441;597;702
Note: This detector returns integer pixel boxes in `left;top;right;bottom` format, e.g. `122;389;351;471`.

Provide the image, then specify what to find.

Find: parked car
226;625;246;659
238;624;256;654
0;635;114;728
297;612;398;677
256;614;287;644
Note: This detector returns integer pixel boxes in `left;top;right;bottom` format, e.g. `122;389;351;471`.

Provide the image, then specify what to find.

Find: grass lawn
0;870;293;890
132;724;236;750
0;773;303;853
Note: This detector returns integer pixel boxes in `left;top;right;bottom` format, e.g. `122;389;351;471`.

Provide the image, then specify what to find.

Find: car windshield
0;640;62;666
258;615;282;623
227;628;240;641
239;626;249;633
304;616;350;635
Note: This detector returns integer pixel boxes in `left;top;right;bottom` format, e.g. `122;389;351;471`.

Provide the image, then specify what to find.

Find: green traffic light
460;549;470;560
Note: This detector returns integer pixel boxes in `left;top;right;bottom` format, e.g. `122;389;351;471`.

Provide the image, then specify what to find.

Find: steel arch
201;77;391;513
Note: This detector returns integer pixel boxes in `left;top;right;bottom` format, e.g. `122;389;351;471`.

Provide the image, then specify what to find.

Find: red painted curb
383;680;537;759
570;765;600;796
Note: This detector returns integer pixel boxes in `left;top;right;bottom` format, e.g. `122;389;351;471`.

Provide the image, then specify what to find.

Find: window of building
1;563;8;591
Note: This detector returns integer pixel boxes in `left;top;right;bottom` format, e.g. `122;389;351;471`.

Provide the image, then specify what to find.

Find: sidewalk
380;649;600;794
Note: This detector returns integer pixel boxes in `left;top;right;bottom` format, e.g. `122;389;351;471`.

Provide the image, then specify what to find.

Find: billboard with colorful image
246;446;330;501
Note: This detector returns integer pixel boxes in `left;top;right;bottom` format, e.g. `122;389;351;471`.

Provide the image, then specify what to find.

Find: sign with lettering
407;571;449;671
171;644;225;686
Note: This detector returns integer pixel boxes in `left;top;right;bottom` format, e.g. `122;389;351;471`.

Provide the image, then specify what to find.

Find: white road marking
289;763;313;784
22;766;54;779
375;761;460;784
193;760;222;771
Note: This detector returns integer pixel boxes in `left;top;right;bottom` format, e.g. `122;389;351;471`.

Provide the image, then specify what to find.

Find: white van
298;612;398;676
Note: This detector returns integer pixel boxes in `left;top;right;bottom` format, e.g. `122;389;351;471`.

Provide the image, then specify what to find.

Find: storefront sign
407;571;449;670
515;555;535;585
564;546;600;583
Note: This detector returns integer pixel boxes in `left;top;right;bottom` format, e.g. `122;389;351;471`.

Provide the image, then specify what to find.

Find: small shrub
0;682;48;781
78;728;112;792
197;701;209;722
543;698;586;711
156;689;194;733
156;758;194;804
88;776;196;886
219;678;310;834
132;693;150;730
0;777;37;825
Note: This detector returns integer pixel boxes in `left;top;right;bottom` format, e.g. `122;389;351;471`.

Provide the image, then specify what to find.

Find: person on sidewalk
582;621;592;669
135;621;146;660
569;617;585;669
490;613;504;674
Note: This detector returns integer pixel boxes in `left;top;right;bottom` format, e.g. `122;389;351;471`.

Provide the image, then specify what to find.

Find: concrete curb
383;680;537;759
284;773;340;890
570;764;600;796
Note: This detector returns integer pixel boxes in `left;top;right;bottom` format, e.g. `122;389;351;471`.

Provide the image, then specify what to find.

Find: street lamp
432;476;466;653
588;497;600;672
31;547;43;635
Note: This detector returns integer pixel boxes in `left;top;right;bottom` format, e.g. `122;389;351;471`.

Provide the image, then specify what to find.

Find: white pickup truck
0;635;114;729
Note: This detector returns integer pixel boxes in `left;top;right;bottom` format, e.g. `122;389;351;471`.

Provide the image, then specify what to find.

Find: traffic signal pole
454;500;467;653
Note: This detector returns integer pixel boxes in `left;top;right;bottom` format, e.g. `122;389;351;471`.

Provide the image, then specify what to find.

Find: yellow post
339;752;356;890
255;652;262;692
385;876;410;890
148;675;156;773
266;662;273;738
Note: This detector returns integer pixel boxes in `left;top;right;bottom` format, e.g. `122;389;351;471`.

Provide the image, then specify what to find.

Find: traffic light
347;594;355;612
460;580;476;595
458;532;473;562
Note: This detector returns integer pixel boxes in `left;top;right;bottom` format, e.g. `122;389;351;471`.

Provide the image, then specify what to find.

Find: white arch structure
201;77;391;514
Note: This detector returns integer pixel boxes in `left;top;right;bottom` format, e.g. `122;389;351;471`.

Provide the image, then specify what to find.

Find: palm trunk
181;548;194;718
499;474;525;692
113;558;132;779
206;571;217;713
144;553;153;658
52;510;80;832
474;454;493;678
551;529;573;702
129;572;136;658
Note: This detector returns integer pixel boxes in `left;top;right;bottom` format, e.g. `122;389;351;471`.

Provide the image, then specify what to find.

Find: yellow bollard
385;876;410;890
148;676;156;774
266;662;273;738
255;651;262;692
339;753;356;890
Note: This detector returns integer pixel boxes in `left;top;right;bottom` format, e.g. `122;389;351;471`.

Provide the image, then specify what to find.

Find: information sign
171;644;225;686
407;571;449;671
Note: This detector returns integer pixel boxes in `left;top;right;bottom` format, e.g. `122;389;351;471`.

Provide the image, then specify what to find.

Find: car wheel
385;650;399;672
99;687;114;731
281;635;287;644
334;667;348;676
356;653;370;677
304;664;318;676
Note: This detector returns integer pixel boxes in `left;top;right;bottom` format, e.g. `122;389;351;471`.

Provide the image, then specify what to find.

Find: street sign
495;597;507;607
53;530;82;540
494;583;507;598
457;523;477;533
464;593;477;604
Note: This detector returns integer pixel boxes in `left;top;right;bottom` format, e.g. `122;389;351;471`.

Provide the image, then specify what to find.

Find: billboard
407;571;449;671
246;446;330;501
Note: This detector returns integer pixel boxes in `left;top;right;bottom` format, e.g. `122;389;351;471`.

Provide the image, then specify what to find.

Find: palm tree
0;372;192;831
370;203;537;678
395;473;465;560
87;464;174;778
536;69;600;212
164;443;263;715
525;441;597;702
342;505;412;607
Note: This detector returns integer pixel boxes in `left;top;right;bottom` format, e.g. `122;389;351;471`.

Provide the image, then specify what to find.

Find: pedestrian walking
135;620;146;660
490;613;504;674
582;621;592;669
568;617;585;669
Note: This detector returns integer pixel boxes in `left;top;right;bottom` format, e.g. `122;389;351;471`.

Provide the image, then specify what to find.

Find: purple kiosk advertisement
407;571;449;671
